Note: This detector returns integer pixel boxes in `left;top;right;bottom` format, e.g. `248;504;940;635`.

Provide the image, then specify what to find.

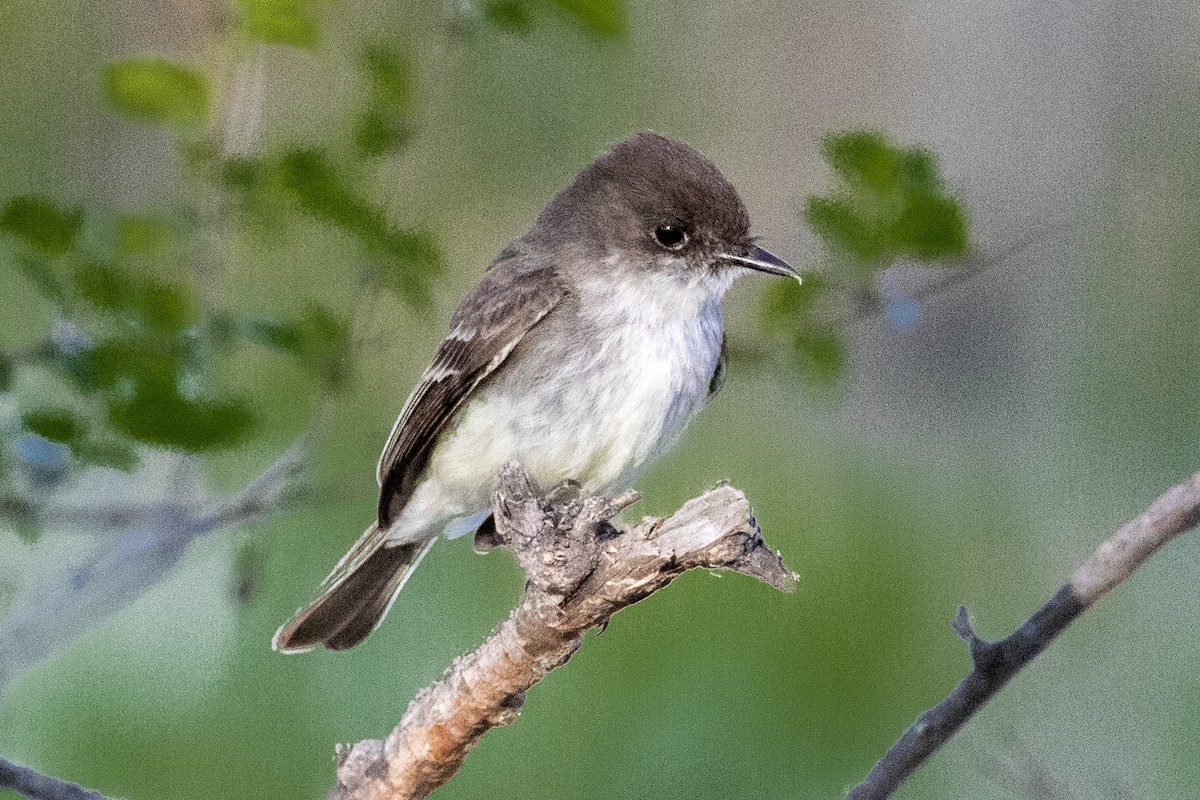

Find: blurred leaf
1;196;81;256
73;261;133;311
760;274;827;333
222;155;269;191
103;59;209;127
240;0;317;48
21;408;86;445
0;351;12;392
791;328;845;385
240;305;350;387
804;196;885;265
807;130;970;269
484;0;535;33
138;281;192;333
824;130;899;190
74;436;140;471
279;149;440;305
118;215;176;257
279;149;380;235
543;0;626;37
1;494;40;544
377;230;439;306
893;194;968;260
13;254;67;304
108;374;253;451
242;317;304;354
91;338;173;393
355;109;414;158
363;45;413;111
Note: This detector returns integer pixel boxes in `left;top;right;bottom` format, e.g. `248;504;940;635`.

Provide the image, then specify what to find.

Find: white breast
389;266;729;544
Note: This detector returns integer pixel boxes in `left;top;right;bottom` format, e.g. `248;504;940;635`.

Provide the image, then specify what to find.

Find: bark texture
332;461;797;800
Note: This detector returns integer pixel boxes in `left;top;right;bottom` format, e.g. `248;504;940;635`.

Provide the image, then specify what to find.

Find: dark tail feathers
273;538;430;653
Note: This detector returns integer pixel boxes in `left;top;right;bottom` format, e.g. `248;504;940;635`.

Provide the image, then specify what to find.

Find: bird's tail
272;524;434;653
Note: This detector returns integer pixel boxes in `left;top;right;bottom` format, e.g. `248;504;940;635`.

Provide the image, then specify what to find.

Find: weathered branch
0;756;116;800
846;470;1200;800
0;440;308;694
332;461;797;800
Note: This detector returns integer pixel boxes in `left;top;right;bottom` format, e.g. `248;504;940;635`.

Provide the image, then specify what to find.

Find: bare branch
0;757;116;800
0;439;309;694
332;461;796;800
846;471;1200;800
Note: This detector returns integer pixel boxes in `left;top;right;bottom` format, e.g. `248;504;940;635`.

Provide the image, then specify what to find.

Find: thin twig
846;471;1200;800
0;757;116;800
331;462;796;800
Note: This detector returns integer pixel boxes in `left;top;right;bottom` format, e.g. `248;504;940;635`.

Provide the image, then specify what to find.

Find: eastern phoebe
274;132;799;653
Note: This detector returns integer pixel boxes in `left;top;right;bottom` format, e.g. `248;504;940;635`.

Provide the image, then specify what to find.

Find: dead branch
0;756;115;800
846;470;1200;800
332;461;797;800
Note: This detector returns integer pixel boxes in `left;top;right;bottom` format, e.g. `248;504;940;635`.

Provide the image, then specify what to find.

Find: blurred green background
3;0;1200;798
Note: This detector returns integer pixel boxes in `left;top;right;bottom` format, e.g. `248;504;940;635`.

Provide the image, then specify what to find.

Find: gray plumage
273;132;798;653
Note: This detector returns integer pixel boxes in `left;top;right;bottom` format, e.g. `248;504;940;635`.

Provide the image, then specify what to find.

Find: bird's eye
654;224;688;250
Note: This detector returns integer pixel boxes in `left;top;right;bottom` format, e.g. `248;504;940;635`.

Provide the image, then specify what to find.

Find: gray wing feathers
374;259;565;528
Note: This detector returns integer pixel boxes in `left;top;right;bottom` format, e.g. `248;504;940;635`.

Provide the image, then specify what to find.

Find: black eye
654;224;688;250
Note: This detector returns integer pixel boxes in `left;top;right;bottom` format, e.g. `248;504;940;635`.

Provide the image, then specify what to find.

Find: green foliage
240;0;318;48
103;59;209;127
476;0;626;37
108;376;254;452
237;305;351;388
544;0;626;37
279;149;441;304
1;196;81;256
762;130;971;384
118;215;176;258
21;407;86;445
356;46;416;158
804;131;968;269
484;0;535;33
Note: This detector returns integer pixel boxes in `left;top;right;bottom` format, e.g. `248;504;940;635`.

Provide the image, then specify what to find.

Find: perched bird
273;132;799;653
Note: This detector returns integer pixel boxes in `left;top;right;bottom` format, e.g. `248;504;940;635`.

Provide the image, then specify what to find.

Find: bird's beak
720;245;801;282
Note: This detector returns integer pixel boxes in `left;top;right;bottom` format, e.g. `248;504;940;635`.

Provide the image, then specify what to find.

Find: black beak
719;245;801;281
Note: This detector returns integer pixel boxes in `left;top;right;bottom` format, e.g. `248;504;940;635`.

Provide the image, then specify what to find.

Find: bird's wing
375;258;565;527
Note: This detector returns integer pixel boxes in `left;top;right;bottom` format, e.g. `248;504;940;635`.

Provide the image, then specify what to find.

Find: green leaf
807;130;970;268
279;149;441;305
377;230;440;306
222;156;269;190
792;328;845;385
279;149;382;236
108;374;254;451
241;306;350;387
0;351;12;393
240;0;317;48
1;494;40;544
484;0;535;33
893;194;968;260
74;261;134;311
760;274;828;333
824;131;898;190
13;254;68;303
804;196;885;265
118;215;176;257
21;407;86;445
104;59;209;127
543;0;626;37
138;281;192;333
363;45;413;111
1;196;81;256
355;109;414;158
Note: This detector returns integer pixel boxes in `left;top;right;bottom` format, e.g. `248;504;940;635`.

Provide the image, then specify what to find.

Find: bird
273;131;799;653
